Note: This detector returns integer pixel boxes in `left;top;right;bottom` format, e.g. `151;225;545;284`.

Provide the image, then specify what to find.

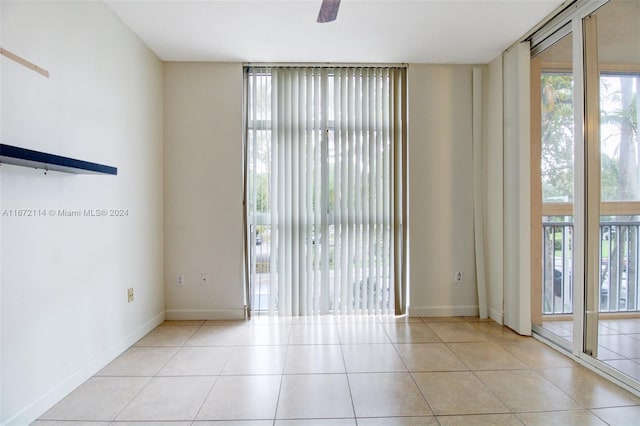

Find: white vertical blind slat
340;69;351;313
382;69;392;312
313;69;322;312
363;70;372;313
354;69;363;315
299;71;308;315
305;70;313;311
284;71;293;316
380;69;389;313
331;73;340;311
370;69;379;314
367;69;376;313
273;70;282;316
347;69;356;314
292;70;300;316
320;68;330;313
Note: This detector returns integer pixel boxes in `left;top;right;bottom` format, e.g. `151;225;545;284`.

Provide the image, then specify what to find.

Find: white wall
161;63;481;319
408;64;479;316
1;1;164;424
163;62;244;320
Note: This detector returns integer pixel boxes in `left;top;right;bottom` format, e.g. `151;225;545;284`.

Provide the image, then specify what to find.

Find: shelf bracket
1;47;49;78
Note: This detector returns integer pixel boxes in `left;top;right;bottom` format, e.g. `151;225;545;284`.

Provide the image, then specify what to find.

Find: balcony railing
248;224;392;313
543;220;640;315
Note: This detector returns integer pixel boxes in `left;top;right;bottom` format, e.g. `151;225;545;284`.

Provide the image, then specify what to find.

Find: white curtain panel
246;66;405;316
502;43;532;335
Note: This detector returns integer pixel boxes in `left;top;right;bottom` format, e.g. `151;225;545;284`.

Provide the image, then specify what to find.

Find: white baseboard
3;311;165;426
409;305;479;317
165;308;245;321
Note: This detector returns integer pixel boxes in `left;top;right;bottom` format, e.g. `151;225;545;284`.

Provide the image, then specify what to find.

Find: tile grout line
109;322;203;423
38;316;640;425
339;327;362;424
271;322;294;423
453;324;541;417
191;320;252;422
380;319;440;418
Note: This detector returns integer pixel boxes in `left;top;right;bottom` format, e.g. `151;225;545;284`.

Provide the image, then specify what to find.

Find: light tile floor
34;316;640;425
541;318;640;382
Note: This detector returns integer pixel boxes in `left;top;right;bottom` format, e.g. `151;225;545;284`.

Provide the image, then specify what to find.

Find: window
244;66;407;316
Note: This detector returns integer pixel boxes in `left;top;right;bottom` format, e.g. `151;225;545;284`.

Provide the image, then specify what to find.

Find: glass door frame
530;25;576;351
578;2;640;394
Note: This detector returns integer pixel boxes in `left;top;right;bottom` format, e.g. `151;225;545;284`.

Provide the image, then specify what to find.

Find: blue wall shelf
0;144;117;175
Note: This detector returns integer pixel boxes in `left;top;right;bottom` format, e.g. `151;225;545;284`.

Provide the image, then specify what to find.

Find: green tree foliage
541;74;638;202
254;173;270;212
600;76;638;201
541;73;574;201
601;153;620;200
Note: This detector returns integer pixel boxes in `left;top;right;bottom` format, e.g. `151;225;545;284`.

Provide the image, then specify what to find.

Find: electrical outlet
201;273;210;286
454;272;463;283
177;275;185;286
127;287;134;303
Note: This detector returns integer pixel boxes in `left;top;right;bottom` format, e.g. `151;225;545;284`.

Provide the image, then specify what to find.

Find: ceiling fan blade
317;0;341;23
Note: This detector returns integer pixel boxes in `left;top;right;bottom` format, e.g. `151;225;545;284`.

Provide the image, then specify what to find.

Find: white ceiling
103;0;566;64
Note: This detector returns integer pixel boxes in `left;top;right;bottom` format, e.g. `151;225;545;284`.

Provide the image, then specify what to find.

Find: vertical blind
245;66;406;316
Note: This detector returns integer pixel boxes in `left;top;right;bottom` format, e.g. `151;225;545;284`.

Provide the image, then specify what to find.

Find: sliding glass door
531;0;640;392
244;66;407;317
583;0;640;383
